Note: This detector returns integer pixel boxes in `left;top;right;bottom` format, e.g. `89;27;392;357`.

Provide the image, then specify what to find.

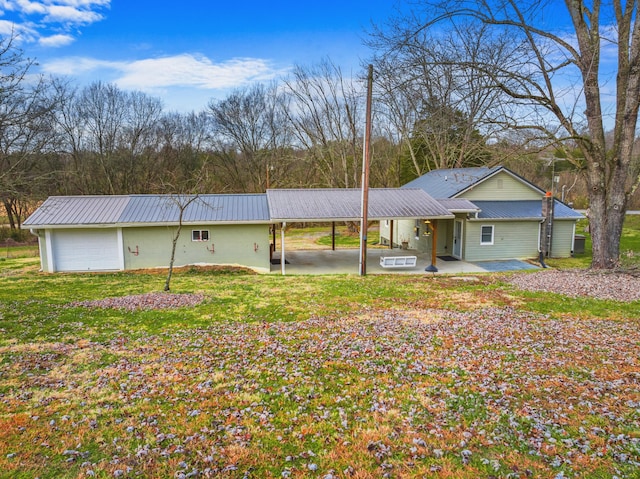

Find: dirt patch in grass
130;264;258;275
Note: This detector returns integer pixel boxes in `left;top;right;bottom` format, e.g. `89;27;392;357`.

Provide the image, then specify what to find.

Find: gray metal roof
267;188;453;221
403;166;503;198
120;194;270;224
23;196;130;226
403;166;547;199
473;200;584;220
24;194;270;227
437;198;480;213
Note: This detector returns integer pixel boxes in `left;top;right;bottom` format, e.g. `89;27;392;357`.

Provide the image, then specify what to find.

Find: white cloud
38;32;74;46
1;0;109;47
54;0;110;7
0;18;38;42
13;0;46;15
43;4;103;24
118;54;283;90
43;53;288;91
41;55;117;73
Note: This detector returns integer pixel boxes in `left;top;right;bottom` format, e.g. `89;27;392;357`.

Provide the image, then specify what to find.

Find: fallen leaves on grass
70;292;205;311
507;269;640;302
1;307;639;478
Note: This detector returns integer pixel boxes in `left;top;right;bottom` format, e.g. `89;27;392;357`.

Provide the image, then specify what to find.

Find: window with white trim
192;230;210;242
480;225;494;245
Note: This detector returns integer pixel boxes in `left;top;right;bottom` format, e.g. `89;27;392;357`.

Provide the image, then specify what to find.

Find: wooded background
2;3;639;244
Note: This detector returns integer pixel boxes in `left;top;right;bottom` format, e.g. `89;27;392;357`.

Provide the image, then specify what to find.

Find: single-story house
23;188;453;273
379;166;583;261
23;194;273;273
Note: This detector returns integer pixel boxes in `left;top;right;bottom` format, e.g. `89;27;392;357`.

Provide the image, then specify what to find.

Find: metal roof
403;166;503;198
23;196;130;226
473;200;584;220
26;190;581;228
120;194;270;224
24;194;270;227
267;188;454;221
402;166;547;199
436;198;480;213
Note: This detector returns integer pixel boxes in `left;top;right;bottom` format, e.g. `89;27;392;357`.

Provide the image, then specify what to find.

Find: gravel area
71;292;205;311
507;269;640;302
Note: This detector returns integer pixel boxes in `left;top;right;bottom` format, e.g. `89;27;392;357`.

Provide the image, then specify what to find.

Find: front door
453;219;463;258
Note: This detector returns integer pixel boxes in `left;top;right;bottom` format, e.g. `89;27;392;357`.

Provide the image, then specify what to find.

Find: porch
269;248;539;275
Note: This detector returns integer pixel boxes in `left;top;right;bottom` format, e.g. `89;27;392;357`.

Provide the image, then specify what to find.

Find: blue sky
1;0;398;112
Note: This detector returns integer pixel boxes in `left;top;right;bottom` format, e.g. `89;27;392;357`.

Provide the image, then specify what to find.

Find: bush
0;227;32;243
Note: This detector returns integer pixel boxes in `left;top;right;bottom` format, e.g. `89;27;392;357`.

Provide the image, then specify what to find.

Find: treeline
0;32;625;235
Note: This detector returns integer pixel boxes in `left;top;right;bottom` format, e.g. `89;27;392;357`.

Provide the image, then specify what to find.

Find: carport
266;188;454;275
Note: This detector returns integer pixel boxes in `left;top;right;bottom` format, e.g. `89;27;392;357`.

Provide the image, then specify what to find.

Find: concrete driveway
269;249;539;275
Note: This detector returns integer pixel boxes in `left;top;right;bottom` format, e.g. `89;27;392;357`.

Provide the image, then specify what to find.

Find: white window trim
480;224;494;246
191;229;210;242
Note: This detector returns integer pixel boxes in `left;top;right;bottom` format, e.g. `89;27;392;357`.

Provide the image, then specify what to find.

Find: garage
51;229;122;272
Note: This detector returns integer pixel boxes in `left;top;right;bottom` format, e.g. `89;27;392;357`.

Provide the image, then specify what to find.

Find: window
192;230;210;242
480;225;494;245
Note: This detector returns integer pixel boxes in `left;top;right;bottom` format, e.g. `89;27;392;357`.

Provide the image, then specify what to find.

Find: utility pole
359;64;373;276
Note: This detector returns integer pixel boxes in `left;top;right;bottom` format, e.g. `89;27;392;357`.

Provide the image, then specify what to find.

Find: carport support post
425;219;438;273
281;222;286;275
389;220;394;249
272;226;276;252
332;222;336;251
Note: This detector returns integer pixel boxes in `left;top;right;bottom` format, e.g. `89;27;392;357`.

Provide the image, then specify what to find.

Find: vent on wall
497;178;504;189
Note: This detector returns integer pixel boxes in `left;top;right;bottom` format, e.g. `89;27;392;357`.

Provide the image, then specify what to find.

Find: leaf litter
2;305;639;478
507;269;640;302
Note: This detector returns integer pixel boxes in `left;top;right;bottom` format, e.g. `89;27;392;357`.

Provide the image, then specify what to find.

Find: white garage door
52;229;121;272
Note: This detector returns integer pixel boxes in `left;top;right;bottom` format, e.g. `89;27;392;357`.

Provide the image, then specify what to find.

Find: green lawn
0;222;639;478
545;215;640;269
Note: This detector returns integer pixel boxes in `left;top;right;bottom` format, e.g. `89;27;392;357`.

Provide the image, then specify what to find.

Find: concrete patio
269;248;540;275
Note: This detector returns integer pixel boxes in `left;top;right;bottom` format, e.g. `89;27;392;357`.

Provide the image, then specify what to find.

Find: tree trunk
164;223;181;292
587;176;626;269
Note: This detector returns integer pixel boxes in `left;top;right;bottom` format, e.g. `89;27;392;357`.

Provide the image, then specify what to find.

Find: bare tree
163;193;200;292
0;33;61;231
154;111;212;189
162;162;220;291
208;82;290;192
59;82;165;194
370;22;512;179
283;59;364;188
371;0;640;269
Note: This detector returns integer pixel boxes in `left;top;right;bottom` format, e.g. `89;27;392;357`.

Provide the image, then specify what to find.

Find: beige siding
464;220;540;261
460;171;542;201
382;219;451;254
378;219;418;250
551;221;575;258
379;220;393;246
122;224;271;272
